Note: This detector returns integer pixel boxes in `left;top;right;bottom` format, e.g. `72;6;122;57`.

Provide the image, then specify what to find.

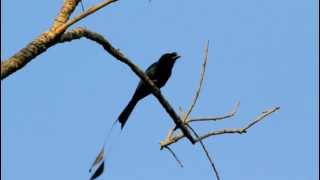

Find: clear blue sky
1;0;318;180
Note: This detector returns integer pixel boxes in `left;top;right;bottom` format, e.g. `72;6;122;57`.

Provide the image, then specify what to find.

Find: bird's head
158;52;181;65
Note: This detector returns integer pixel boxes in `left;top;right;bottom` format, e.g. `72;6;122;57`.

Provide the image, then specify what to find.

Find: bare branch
160;106;279;179
183;41;209;122
57;27;196;143
50;0;81;31
165;128;175;140
161;41;210;148
242;106;280;131
160;106;280;148
58;0;118;34
160;131;184;149
187;125;220;180
1;0;117;80
1;33;56;80
189;101;240;123
196;106;280;141
165;146;184;168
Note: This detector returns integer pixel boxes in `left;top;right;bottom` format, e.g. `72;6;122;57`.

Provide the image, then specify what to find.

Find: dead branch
196;106;280;141
160;106;279;148
158;41;279;180
159;41;279;149
188;101;240;123
187;125;221;180
165;146;184;168
59;0;117;33
182;41;209;123
50;0;81;32
161;41;210;149
1;0;117;80
161;42;221;180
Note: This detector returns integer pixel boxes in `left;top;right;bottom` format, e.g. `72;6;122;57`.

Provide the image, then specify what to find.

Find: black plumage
118;52;181;128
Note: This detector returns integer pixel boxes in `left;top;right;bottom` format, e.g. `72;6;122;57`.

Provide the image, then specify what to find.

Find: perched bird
118;52;181;129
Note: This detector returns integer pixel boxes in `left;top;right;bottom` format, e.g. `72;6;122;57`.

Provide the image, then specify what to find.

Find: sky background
1;0;318;180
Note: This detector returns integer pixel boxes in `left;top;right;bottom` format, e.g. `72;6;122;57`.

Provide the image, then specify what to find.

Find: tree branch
182;41;209;123
188;101;240;123
1;0;117;80
57;27;196;143
187;125;220;180
160;106;280;148
1;33;56;80
165;146;183;168
196;106;280;141
60;0;117;32
159;41;279;150
50;0;81;31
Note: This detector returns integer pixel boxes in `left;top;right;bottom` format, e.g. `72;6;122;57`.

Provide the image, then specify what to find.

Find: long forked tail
118;97;139;129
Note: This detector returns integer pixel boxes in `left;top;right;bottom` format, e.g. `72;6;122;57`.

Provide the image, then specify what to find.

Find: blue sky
1;0;318;180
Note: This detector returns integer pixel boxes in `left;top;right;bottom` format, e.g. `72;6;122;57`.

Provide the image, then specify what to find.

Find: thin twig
189;101;240;123
165;128;175;140
165;146;184;168
80;0;85;12
57;0;118;34
183;41;209;122
242;106;280;131
187;125;220;180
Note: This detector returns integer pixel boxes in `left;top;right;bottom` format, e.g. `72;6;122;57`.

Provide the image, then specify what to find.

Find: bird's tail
118;97;139;129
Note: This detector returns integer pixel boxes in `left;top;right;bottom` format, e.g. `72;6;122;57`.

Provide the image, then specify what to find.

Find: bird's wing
144;62;158;80
131;61;159;99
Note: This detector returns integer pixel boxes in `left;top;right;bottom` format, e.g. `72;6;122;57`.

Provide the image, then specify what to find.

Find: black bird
118;52;181;129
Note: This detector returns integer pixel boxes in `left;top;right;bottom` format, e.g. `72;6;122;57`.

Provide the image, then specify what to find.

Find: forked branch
159;41;279;180
1;0;117;80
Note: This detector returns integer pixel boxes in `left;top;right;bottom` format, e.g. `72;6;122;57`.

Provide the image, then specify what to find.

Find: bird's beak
172;52;181;60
